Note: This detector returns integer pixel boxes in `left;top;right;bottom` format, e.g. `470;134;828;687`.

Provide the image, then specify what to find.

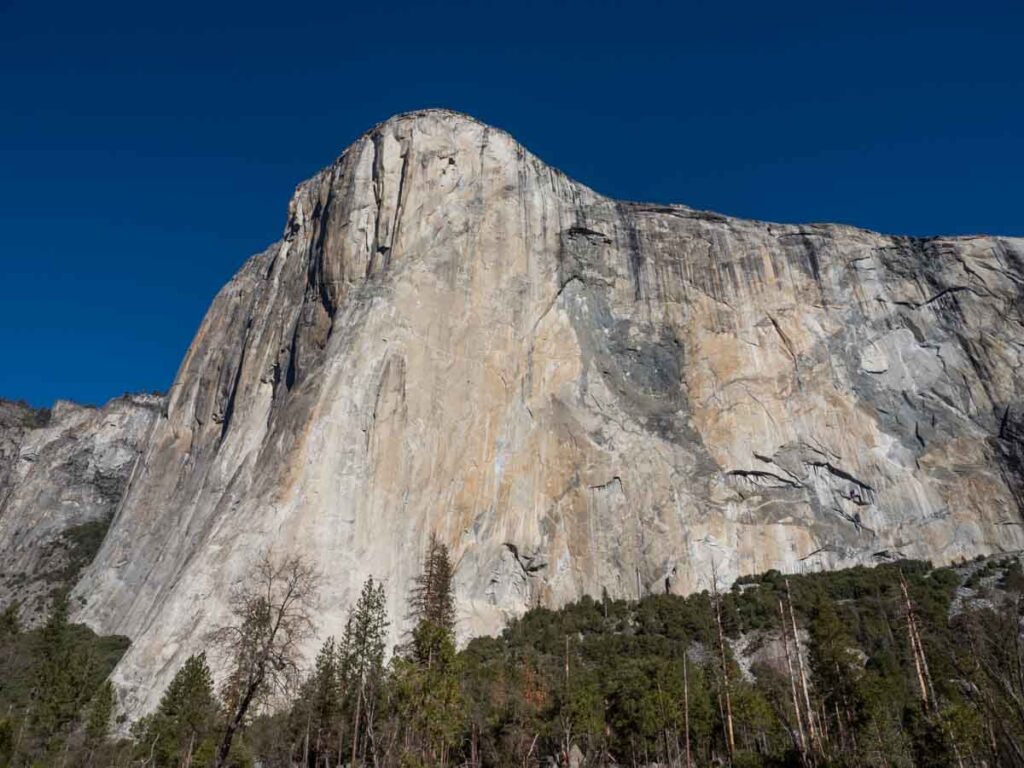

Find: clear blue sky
1;0;1021;408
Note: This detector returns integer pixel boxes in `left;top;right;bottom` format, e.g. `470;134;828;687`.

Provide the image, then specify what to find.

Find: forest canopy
1;549;1023;767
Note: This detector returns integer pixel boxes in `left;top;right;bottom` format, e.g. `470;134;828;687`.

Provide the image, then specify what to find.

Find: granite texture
63;110;1023;717
0;395;162;624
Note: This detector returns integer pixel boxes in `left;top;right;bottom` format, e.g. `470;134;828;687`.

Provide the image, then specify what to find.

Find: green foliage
84;679;114;745
407;534;456;667
293;636;342;763
0;602;19;639
807;593;862;713
28;593;128;757
59;518;113;582
343;576;389;685
133;652;219;767
280;576;392;767
386;537;465;766
1002;558;1024;594
0;594;128;766
11;551;1024;767
1;400;51;429
388;635;465;764
0;718;13;767
428;557;1024;766
343;576;390;764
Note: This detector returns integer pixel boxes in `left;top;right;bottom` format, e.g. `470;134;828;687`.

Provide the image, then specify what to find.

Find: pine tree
389;641;463;767
134;652;219;768
808;594;862;712
391;535;464;766
297;636;341;766
340;577;389;766
407;533;456;668
84;679;114;763
34;593;83;736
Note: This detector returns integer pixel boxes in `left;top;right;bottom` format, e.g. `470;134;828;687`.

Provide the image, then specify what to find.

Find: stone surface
0;395;162;624
67;109;1024;718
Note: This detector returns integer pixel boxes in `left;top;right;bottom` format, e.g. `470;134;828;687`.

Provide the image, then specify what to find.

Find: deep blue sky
2;0;1021;407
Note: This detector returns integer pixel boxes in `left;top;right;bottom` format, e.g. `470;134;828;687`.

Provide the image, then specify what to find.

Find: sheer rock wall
67;110;1024;717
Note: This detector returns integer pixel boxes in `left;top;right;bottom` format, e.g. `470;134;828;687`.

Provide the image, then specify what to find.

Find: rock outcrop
67;109;1024;717
0;394;162;624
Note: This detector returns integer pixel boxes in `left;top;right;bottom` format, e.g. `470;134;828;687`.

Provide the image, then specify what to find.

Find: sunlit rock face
71;109;1024;717
0;395;162;624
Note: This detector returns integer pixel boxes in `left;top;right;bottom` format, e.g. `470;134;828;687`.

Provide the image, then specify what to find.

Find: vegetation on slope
0;596;129;766
3;550;1024;766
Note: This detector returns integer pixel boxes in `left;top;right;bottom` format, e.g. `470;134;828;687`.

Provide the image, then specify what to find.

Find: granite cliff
48;109;1023;716
0;395;162;624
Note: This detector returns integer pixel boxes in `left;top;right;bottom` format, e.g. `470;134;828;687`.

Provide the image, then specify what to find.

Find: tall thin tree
787;578;818;753
710;561;735;761
780;597;807;759
341;577;389;767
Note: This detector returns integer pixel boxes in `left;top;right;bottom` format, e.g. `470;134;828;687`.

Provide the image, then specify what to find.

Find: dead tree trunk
898;571;931;711
712;566;736;761
779;598;807;758
787;579;818;754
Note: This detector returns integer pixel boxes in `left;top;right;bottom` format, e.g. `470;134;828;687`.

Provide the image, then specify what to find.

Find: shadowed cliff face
70;109;1024;718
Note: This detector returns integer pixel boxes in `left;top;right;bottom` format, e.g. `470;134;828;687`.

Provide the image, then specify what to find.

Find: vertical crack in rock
368;128;412;276
616;203;645;301
218;338;247;442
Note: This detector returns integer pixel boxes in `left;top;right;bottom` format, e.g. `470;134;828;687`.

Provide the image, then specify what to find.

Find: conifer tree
34;593;88;737
83;679;114;764
391;534;464;766
808;594;862;722
296;636;341;766
134;652;218;768
340;577;389;766
407;533;456;668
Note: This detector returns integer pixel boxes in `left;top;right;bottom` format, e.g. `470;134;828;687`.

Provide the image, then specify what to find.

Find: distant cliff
23;109;1019;718
0;394;162;624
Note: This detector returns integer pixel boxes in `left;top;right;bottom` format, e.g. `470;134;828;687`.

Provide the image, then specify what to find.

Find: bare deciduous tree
209;551;320;768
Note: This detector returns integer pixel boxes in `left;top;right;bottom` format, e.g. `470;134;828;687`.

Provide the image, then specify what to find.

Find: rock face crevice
61;109;1024;718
